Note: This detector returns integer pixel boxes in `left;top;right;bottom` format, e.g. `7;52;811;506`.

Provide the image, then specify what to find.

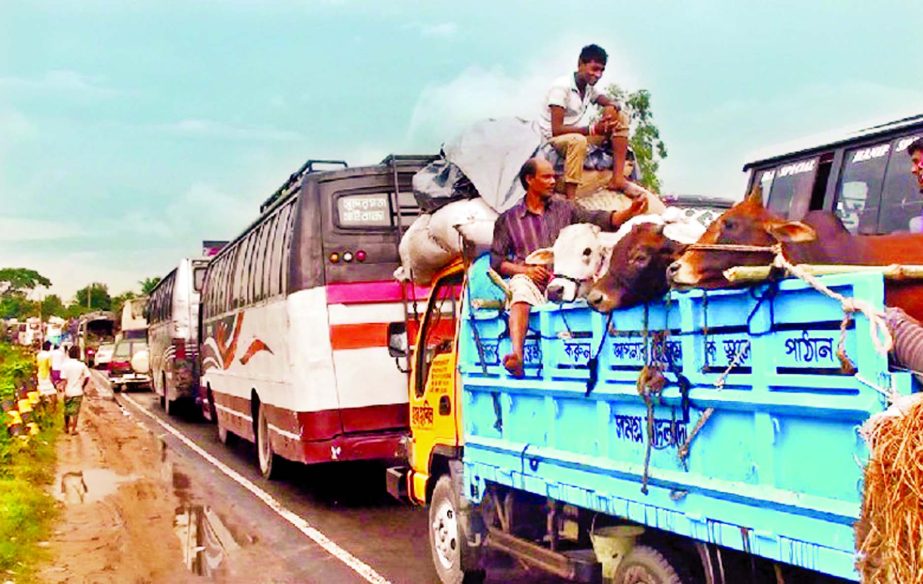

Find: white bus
200;156;431;478
147;258;209;415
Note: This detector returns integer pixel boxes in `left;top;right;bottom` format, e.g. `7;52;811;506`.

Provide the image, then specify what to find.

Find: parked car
108;339;152;392
93;343;115;370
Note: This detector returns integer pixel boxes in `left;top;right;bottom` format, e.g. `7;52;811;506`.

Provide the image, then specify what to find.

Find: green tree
73;283;112;312
111;291;138;321
0;296;37;320
604;84;668;193
39;294;66;318
0;267;50;319
139;276;161;296
0;268;52;296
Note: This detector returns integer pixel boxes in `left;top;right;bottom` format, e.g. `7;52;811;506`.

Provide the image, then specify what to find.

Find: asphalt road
91;370;565;584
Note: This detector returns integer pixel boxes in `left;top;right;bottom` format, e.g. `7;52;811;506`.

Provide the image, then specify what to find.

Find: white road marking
117;392;393;584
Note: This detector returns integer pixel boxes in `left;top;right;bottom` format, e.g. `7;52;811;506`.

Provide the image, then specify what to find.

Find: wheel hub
431;499;458;570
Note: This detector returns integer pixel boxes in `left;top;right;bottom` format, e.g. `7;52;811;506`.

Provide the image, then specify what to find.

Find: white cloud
0;217;85;242
157;118;305;142
0;70;120;98
405;38;637;150
402;21;458;38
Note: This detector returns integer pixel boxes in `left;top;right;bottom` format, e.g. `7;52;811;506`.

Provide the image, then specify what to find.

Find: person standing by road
60;346;90;435
50;343;66;391
36;341;57;406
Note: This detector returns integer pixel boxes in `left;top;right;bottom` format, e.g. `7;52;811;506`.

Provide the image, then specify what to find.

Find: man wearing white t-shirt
60;346;90;434
50;344;66;389
540;44;647;201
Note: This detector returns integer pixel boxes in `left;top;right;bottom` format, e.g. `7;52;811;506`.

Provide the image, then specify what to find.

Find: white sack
394;214;455;284
427;198;498;255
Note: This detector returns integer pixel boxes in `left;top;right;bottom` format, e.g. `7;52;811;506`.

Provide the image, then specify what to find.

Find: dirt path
36;378;263;584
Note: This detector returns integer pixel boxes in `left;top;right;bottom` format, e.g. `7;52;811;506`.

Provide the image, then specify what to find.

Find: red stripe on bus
325;281;430;304
329;323;389;350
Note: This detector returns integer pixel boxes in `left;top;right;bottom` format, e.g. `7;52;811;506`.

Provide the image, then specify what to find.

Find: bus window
337;193;392;228
766;157;819;219
835;142;890;234
878;134;923;234
193;267;206;294
755;167;775;202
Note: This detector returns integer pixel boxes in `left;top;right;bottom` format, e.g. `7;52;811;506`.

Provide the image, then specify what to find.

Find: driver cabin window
414;274;462;398
835;142;890;234
878;134;923;234
766;157;819;220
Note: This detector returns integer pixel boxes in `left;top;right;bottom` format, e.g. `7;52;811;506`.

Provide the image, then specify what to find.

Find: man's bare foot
503;353;525;378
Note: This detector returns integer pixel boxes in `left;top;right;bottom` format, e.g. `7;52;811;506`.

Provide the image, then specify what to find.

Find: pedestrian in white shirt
60;346;90;435
50;344;66;390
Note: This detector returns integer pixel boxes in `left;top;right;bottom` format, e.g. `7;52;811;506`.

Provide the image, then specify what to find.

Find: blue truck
400;253;912;584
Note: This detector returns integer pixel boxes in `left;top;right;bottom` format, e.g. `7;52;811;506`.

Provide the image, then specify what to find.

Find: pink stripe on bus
325;281;430;304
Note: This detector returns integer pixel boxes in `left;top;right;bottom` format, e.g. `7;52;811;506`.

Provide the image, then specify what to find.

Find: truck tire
428;475;486;584
256;404;280;480
613;544;690;584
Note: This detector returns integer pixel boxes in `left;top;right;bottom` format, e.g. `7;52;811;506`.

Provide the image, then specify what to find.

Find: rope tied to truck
675;241;896;464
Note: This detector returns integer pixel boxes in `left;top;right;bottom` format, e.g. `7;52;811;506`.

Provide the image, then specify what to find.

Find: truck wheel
429;475;485;584
256;404;280;480
613;544;689;584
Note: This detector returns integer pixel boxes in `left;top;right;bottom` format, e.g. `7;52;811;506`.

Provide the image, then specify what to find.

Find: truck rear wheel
429;475;485;584
613;544;690;584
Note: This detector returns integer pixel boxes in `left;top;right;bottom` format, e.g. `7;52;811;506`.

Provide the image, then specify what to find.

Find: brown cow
667;187;923;320
586;222;688;312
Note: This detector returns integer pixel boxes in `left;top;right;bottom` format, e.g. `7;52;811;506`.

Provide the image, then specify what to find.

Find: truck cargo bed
459;256;914;581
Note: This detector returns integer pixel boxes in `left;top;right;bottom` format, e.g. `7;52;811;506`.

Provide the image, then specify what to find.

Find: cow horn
746;184;764;205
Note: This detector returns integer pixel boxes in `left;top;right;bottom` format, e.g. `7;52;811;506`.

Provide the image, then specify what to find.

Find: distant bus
744;113;923;234
147;258;209;416
77;311;116;364
200;156;432;478
120;297;149;340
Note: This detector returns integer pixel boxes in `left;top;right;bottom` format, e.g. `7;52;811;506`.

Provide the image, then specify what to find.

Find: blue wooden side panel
459;256;912;581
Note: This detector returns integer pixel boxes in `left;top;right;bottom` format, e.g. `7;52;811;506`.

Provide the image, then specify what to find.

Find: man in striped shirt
491;157;646;376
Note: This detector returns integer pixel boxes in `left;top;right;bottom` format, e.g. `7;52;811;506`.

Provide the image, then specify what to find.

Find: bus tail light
329;253;340;264
356;250;367;262
173;339;186;361
343;252;353;263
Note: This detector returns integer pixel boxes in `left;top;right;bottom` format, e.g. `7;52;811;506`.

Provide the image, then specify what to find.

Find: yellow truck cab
386;260;488;582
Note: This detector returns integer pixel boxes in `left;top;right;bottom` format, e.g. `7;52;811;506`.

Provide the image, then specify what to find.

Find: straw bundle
856;396;923;583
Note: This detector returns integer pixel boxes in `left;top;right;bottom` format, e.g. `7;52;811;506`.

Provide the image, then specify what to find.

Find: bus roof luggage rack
259;159;349;214
380;154;439;167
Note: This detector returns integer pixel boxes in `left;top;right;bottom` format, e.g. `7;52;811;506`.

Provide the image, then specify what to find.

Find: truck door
409;271;464;489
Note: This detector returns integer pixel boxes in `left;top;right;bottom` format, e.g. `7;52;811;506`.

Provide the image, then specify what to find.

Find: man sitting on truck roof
540;44;652;201
491;157;646;377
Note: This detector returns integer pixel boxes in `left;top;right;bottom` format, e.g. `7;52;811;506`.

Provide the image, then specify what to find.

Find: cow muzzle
667;259;699;288
546;276;580;303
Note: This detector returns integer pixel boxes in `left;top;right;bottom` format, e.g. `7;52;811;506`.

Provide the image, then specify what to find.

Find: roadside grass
0;343;60;583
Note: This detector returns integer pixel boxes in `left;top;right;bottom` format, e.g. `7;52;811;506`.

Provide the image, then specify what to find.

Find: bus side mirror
387;321;408;359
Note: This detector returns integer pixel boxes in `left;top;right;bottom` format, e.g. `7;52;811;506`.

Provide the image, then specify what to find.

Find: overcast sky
1;1;921;300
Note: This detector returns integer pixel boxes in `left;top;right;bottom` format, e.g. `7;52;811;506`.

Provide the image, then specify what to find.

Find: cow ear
766;221;817;243
525;248;554;265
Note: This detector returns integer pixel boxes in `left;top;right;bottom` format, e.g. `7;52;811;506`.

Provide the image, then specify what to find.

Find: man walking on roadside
540;44;652;200
491;157;646;377
60;346;90;435
50;343;66;391
36;341;57;407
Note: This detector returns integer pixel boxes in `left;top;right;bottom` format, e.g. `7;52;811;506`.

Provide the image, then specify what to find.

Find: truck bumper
386;466;409;501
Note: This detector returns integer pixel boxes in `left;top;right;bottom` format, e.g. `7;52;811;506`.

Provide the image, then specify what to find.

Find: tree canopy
139;276;161;296
74;283;112;312
604;84;668;193
0;268;51;297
